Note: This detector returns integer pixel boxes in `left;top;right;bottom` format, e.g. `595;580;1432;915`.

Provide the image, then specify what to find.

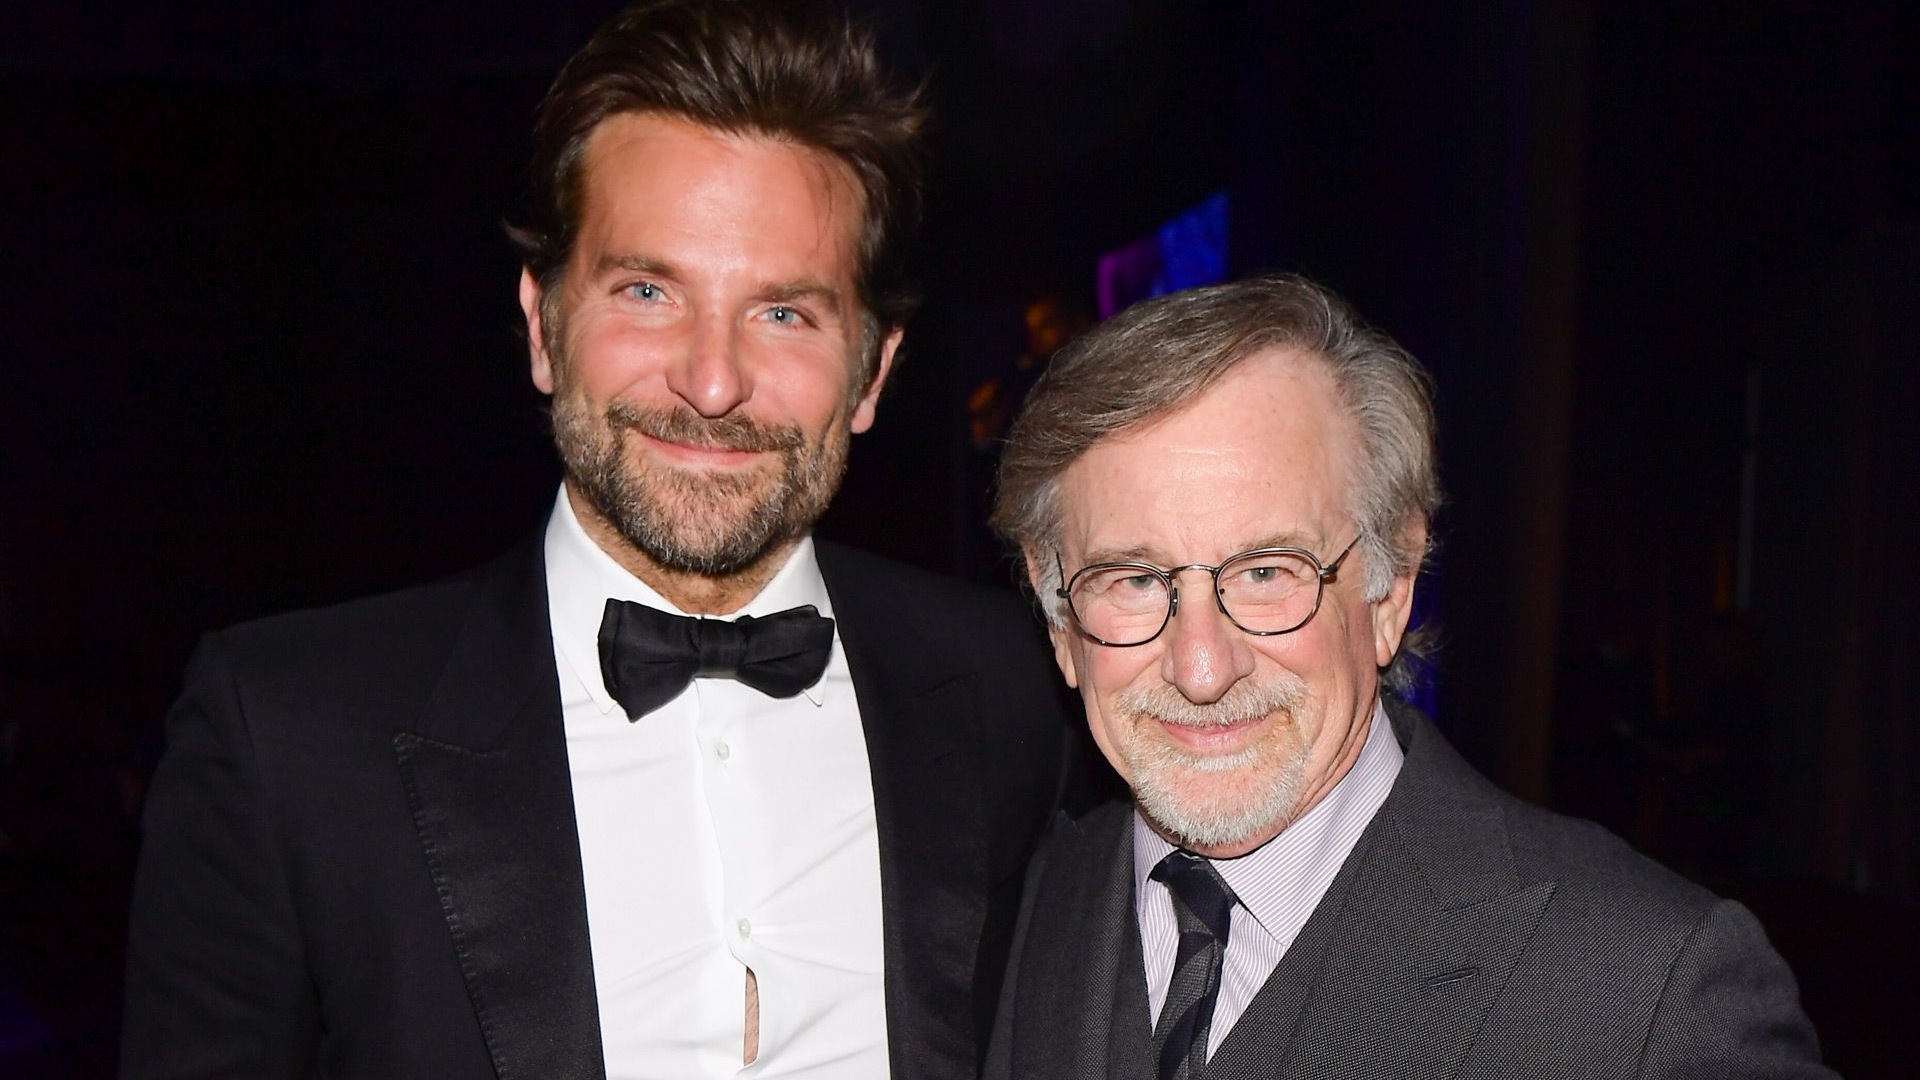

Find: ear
520;268;556;396
849;325;905;434
1371;526;1426;668
1021;543;1080;689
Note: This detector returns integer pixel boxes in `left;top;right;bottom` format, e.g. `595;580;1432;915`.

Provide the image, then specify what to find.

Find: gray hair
990;272;1442;686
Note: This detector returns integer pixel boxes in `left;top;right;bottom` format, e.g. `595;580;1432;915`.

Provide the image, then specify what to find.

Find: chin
1127;739;1307;852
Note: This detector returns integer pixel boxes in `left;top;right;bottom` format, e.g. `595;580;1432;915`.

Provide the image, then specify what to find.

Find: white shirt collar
542;486;837;717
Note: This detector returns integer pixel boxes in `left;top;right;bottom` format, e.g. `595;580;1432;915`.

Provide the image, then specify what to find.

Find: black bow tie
597;599;837;721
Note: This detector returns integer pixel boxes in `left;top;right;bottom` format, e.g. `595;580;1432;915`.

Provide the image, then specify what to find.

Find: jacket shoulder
816;541;1053;666
1390;700;1719;918
214;564;484;674
189;542;541;730
816;540;1040;622
1502;795;1722;921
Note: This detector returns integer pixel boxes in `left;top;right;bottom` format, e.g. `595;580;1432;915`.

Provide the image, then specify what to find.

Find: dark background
2;1;1914;1075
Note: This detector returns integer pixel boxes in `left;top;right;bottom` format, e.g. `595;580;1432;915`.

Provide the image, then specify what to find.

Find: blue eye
629;282;662;301
767;305;797;324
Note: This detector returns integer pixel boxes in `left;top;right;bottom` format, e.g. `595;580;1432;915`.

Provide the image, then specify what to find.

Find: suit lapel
393;538;606;1080
821;544;990;1079
1003;803;1145;1080
1271;836;1553;1078
1214;704;1555;1080
1201;819;1378;1080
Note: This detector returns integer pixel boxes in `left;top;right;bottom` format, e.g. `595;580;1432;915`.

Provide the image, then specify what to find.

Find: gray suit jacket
986;700;1835;1079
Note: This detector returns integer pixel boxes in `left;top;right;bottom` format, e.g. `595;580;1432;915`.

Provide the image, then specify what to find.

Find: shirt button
737;918;752;939
715;741;731;761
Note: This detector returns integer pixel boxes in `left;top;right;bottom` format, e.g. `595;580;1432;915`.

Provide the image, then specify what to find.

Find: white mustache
1116;678;1306;729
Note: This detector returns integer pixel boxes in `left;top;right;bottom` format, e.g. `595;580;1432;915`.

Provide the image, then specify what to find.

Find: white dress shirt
1134;701;1403;1054
544;489;889;1080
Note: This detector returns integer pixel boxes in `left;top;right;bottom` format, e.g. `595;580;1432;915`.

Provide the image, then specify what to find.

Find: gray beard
550;394;849;577
1116;676;1312;850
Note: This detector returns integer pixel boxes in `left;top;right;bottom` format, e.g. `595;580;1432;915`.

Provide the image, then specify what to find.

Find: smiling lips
637;431;765;467
1153;714;1268;754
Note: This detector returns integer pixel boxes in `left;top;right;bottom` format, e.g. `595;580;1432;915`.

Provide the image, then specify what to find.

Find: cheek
1077;647;1157;767
766;360;863;430
1078;642;1153;700
1277;601;1364;675
1081;684;1133;783
1334;603;1381;682
566;315;679;393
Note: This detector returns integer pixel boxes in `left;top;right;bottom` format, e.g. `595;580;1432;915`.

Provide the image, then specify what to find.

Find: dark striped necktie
1149;850;1239;1080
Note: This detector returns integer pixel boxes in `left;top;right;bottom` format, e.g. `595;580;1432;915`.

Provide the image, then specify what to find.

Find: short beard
551;394;850;577
1115;676;1312;851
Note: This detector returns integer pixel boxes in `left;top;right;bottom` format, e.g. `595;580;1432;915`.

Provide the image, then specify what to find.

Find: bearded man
120;3;1074;1078
984;273;1833;1079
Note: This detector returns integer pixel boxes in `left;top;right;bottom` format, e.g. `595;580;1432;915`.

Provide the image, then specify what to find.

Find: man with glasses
984;274;1832;1078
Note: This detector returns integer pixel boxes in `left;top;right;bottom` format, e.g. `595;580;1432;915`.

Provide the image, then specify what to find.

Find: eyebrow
1077;531;1328;567
762;280;845;309
594;253;677;280
1078;543;1162;566
1245;529;1329;553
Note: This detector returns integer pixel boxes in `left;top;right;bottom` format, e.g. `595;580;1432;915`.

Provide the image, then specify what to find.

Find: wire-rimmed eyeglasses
1054;536;1361;647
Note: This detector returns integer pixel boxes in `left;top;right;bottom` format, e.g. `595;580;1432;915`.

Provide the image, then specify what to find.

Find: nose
666;313;751;418
1158;576;1256;705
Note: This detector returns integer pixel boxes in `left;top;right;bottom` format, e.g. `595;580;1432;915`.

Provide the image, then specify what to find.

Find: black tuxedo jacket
122;536;1076;1079
986;700;1835;1080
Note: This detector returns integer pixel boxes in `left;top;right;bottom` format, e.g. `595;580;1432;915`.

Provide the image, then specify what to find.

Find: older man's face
1038;348;1417;857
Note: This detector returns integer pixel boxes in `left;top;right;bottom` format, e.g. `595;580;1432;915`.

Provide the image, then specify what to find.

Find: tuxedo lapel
392;539;606;1080
820;544;990;1079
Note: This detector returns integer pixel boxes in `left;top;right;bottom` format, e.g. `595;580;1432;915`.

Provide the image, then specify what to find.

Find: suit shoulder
816;541;1045;639
1494;789;1722;924
1393;705;1719;919
214;565;485;673
190;542;539;721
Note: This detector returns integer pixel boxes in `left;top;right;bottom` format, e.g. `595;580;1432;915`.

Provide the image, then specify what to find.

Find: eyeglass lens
1068;550;1323;644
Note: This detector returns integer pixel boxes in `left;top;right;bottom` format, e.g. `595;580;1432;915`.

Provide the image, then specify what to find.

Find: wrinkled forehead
1052;348;1358;563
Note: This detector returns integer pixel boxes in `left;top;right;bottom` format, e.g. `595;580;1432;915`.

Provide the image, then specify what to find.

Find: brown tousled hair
505;0;928;372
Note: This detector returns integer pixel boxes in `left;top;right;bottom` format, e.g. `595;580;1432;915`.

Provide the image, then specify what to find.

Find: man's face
521;111;900;577
1037;349;1417;857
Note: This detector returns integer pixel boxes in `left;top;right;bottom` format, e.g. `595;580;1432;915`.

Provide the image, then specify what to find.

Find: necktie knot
597;599;836;721
1150;849;1238;941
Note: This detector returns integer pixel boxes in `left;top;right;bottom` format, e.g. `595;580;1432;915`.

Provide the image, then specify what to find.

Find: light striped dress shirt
1134;701;1404;1053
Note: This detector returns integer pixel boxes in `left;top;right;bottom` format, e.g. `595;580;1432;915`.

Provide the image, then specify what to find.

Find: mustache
1116;677;1307;728
606;401;804;454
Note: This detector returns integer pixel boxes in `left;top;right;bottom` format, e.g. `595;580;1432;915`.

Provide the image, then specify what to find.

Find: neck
565;482;796;616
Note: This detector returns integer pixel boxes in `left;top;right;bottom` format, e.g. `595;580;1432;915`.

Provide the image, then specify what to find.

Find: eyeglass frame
1053;535;1362;648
